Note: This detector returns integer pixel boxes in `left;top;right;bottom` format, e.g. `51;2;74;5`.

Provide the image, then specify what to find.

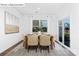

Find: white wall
0;34;23;53
20;16;31;35
0;8;5;36
0;8;24;53
70;4;79;55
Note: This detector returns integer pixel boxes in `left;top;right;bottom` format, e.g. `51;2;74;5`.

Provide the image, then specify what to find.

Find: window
32;20;47;32
40;20;47;32
32;20;39;32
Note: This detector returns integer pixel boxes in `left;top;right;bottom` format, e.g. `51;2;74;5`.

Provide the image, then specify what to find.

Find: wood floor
6;42;75;56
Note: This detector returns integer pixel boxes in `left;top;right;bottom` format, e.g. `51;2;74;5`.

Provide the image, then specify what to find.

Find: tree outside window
32;20;47;32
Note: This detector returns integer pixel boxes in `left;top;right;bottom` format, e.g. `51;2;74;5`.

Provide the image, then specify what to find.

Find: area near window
32;20;48;32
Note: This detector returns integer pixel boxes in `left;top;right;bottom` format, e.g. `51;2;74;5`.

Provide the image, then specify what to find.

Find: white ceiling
15;3;71;15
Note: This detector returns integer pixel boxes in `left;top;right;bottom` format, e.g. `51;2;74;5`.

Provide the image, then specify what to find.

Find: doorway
59;20;63;43
58;17;70;47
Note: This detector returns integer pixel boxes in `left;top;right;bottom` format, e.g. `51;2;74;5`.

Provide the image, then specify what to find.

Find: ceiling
15;3;71;15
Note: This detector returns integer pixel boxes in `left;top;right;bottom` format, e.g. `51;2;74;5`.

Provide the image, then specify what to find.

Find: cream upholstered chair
23;36;27;48
39;35;51;52
50;36;55;49
27;34;38;52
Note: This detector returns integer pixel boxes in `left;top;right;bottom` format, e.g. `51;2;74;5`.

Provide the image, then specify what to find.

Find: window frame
32;20;48;33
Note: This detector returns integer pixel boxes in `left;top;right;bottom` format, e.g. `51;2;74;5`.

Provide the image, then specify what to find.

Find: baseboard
0;40;23;56
56;40;76;56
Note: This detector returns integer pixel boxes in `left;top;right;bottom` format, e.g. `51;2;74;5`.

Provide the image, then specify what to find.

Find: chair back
40;35;51;46
27;35;38;45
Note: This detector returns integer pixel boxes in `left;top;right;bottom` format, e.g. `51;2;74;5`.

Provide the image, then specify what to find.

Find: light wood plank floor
6;42;75;56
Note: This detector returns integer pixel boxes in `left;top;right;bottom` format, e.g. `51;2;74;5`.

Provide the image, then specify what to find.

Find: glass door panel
64;18;70;47
59;20;63;42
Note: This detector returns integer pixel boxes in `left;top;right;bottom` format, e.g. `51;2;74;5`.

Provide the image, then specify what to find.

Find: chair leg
36;46;38;52
54;43;55;47
52;43;55;48
51;43;55;49
48;46;50;53
27;46;29;53
40;46;42;52
51;45;53;49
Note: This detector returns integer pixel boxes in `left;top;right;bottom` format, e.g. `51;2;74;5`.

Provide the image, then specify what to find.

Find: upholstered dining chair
39;35;51;52
27;34;38;52
50;35;55;49
23;36;27;48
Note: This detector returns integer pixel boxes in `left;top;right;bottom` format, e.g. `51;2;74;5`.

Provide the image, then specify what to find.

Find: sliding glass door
59;20;63;43
64;18;70;47
58;17;70;47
